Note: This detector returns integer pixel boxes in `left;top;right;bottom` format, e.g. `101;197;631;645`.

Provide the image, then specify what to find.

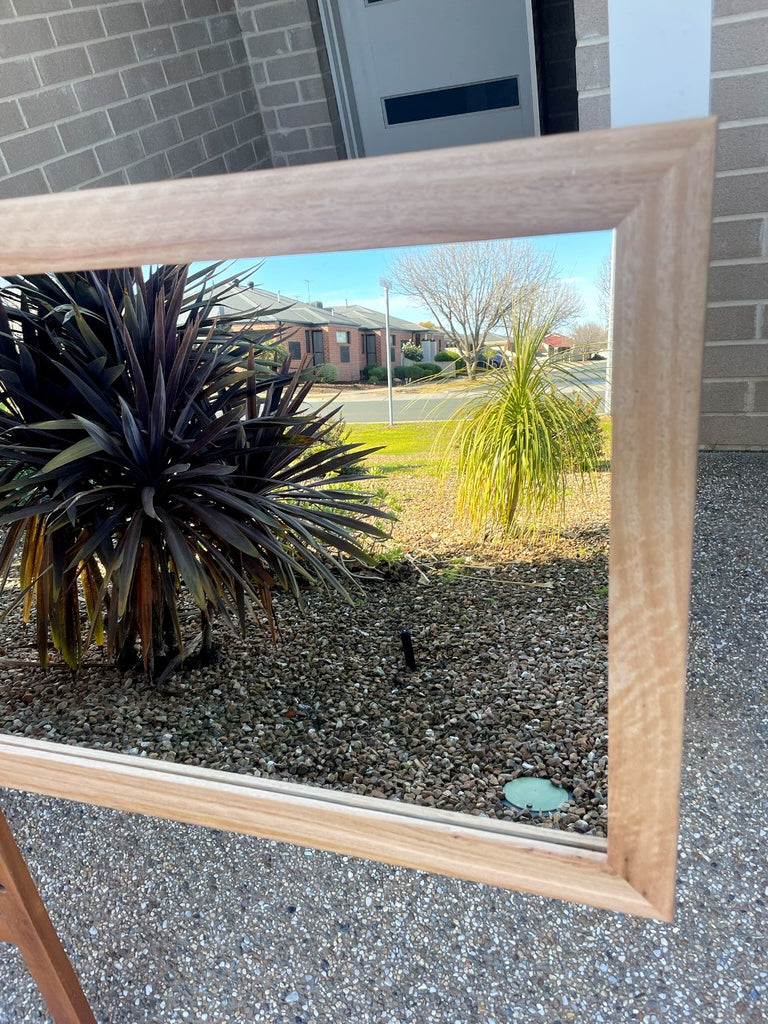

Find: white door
322;0;538;157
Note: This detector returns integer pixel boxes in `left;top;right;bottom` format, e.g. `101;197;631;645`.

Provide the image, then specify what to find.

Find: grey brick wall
705;4;768;449
235;0;344;166
573;0;610;133
574;0;768;449
0;0;271;198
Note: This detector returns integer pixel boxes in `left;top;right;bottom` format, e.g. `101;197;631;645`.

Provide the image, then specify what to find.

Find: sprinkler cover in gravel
503;778;570;812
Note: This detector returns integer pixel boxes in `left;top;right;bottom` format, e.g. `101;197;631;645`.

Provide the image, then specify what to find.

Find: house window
288;341;302;361
363;333;378;366
306;329;324;366
336;330;350;344
384;77;520;127
340;348;350;363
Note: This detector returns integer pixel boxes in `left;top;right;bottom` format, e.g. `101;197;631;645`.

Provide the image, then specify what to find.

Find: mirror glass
0;231;613;842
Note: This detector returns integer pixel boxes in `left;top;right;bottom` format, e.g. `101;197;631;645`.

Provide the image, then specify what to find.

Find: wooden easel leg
0;807;96;1024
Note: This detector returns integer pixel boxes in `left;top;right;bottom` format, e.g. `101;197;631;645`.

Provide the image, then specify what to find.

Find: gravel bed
0;473;610;838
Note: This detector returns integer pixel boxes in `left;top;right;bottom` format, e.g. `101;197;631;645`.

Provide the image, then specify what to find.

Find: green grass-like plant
365;364;387;384
0;265;389;679
443;329;604;538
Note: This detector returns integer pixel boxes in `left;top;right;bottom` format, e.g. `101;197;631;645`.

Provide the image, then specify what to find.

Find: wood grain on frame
0;117;716;920
0;808;97;1023
608;125;717;918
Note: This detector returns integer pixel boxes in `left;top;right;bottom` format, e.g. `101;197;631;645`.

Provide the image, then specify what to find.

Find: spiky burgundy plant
0;265;388;680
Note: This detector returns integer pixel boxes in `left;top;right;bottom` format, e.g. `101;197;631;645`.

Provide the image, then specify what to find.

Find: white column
608;0;712;127
603;2;712;415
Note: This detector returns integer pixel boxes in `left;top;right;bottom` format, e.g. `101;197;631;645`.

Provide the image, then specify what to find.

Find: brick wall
704;0;768;448
235;0;344;166
573;0;610;131
0;0;271;198
325;323;359;382
574;0;768;449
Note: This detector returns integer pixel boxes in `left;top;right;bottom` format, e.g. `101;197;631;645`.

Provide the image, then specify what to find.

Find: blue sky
216;230;613;326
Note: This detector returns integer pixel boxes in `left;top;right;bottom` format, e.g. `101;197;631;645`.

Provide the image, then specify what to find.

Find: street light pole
603;233;616;415
380;276;394;427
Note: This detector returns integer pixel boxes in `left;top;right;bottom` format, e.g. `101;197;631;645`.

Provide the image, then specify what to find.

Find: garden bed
0;467;610;838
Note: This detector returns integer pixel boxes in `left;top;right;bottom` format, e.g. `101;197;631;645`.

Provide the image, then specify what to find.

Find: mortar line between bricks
575;35;609;47
710;257;768;267
713;10;768;26
713;212;768;222
702;410;768;416
716;166;768;178
578;87;610;97
258;69;327;85
712;63;768;78
719;115;768;128
704;339;767;347
703;375;768;383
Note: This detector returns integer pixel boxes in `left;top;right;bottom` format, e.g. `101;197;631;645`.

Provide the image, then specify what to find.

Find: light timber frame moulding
0;117;716;921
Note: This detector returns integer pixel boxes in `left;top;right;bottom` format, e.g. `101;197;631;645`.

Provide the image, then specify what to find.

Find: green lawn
345;422;450;467
345;417;611;473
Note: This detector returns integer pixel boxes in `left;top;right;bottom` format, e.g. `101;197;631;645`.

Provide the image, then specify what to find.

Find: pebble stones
0;551;609;838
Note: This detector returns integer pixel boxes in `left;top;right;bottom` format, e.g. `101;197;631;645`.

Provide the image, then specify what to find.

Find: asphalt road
305;361;608;423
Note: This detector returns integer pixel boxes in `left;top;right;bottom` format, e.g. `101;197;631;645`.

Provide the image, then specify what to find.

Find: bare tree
569;320;608;361
389;240;581;378
498;245;582;354
596;252;612;327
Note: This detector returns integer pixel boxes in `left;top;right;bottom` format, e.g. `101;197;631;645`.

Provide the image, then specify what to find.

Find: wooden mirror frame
0;117;715;921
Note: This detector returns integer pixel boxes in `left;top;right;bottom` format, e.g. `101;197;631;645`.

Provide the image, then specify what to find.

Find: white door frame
317;0;540;159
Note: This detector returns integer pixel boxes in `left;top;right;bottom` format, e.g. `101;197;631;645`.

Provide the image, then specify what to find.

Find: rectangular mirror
0;118;716;920
0;232;612;846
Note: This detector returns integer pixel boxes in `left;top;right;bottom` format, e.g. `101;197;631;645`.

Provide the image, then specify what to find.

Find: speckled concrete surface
0;452;766;1024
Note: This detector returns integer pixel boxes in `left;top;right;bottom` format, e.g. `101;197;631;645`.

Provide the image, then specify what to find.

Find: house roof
342;304;427;333
218;287;432;334
544;333;572;348
222;284;438;331
220;286;360;327
485;331;511;346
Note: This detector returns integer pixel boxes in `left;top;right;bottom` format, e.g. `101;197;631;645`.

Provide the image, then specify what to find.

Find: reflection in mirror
0;232;613;842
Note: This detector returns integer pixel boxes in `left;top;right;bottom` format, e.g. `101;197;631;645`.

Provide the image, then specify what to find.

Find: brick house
0;1;764;446
543;333;573;359
342;305;445;370
223;285;445;381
